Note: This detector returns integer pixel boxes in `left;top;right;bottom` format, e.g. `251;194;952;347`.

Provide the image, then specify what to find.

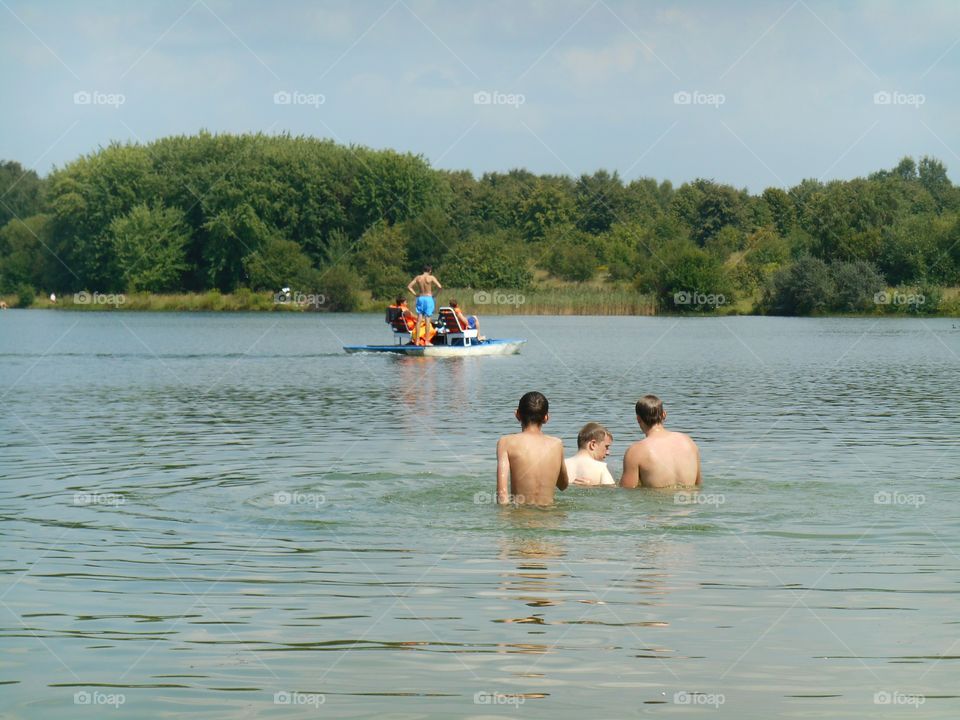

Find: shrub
761;256;834;315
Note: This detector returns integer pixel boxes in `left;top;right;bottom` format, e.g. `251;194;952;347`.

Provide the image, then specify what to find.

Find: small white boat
343;305;526;357
343;337;526;357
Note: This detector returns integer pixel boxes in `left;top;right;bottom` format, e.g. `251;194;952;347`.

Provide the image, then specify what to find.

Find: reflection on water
1;312;959;718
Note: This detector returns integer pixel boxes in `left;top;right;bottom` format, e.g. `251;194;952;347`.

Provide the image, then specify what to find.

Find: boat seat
437;307;478;346
386;308;414;344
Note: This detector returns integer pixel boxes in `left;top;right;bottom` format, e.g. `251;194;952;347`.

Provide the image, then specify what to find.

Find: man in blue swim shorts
407;265;442;345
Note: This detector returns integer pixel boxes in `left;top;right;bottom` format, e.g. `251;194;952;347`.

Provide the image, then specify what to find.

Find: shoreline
4;289;958;317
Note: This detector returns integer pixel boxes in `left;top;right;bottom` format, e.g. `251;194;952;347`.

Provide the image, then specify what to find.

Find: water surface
1;311;959;718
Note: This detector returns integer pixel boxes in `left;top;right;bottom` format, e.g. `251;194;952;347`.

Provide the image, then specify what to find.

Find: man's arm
556;442;569;491
620;447;640;488
407;277;417;296
496;437;510;503
431;275;442;291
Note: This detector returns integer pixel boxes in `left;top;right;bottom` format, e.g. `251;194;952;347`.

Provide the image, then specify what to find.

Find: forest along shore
2;135;959;317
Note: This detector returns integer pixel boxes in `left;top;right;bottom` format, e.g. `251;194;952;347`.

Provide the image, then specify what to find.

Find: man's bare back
496;392;568;505
621;428;700;488
407;271;441;297
621;395;701;489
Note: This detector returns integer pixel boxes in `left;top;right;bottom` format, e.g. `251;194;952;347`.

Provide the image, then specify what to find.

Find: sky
2;0;959;193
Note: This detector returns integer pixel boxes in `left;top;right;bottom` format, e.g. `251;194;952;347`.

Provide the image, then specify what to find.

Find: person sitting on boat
449;299;486;341
407;265;442;345
387;296;417;331
387;296;435;344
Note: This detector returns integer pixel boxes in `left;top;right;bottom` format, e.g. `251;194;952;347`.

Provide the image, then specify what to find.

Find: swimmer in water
496;391;569;505
620;394;701;489
565;422;615;486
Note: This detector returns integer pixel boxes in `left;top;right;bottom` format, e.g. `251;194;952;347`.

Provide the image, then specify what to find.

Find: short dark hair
450;299;459;308
423;264;432;273
395;295;405;305
635;395;664;426
517;391;548;427
577;422;611;449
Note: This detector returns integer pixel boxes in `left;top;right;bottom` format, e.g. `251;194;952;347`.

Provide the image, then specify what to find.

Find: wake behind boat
343;304;526;357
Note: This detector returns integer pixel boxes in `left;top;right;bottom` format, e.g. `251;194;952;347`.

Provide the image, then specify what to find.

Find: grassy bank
5;285;959;316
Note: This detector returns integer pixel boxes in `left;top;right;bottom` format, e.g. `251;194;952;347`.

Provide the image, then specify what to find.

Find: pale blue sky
2;0;959;191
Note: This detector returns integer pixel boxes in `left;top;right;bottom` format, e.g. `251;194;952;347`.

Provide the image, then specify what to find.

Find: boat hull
343;338;526;357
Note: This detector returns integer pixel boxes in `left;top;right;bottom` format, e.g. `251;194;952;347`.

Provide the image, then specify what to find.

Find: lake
1;310;959;718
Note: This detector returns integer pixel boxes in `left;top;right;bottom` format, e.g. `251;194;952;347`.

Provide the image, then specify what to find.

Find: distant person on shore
407;265;442;345
620;395;701;489
565;422;615;487
496;391;568;505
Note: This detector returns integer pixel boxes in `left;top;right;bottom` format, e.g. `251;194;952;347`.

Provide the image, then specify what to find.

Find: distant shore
4;286;959;316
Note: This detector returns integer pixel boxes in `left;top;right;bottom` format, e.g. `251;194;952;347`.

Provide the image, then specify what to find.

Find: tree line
1;132;958;314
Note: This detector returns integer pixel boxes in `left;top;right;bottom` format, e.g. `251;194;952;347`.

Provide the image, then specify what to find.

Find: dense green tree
762;256;834;315
110;204;190;292
635;240;733;312
672;179;749;247
354;222;410;299
519;178;575;242
829;260;885;312
0;215;53;292
402;206;459;274
575;170;628;233
438;231;532;289
761;187;796;237
242;236;316;292
0;161;44;229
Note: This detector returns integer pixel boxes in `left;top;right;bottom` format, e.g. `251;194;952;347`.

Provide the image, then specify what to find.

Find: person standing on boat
407;265;442;345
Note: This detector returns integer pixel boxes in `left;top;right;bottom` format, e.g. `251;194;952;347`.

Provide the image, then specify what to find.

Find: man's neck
642;423;665;438
521;424;544;434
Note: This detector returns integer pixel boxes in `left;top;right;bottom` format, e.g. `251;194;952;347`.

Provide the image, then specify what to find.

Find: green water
1;311;959;718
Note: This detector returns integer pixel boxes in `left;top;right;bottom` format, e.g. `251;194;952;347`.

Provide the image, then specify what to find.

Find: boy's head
577;422;612;460
423;264;432;273
635;394;665;428
516;391;549;427
395;295;406;306
450;299;459;309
